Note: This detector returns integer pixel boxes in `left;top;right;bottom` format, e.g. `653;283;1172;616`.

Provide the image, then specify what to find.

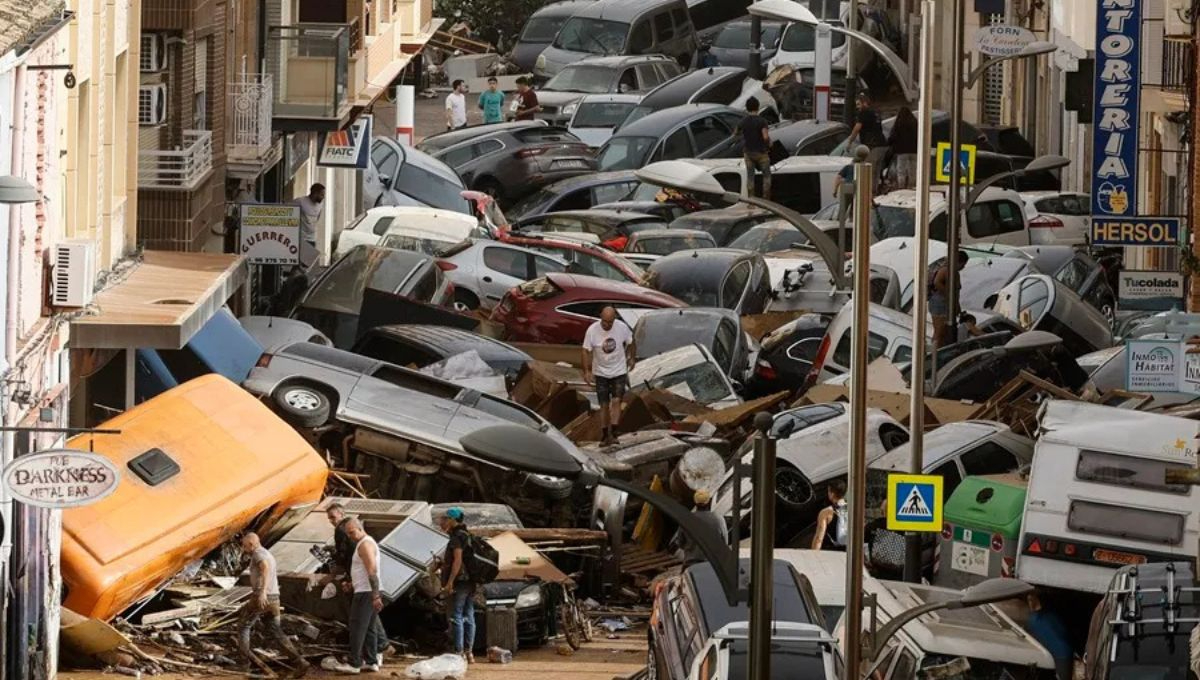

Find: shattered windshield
630;347;733;403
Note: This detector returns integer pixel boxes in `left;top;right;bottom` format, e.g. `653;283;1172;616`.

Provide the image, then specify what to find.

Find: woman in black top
887;106;920;190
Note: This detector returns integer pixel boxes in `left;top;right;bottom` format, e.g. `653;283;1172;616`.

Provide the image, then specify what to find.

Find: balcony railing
138;130;214;191
1161;40;1191;92
267;22;353;121
228;75;274;161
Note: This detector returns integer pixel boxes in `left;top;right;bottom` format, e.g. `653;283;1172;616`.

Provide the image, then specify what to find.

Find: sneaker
376;653;385;667
335;665;360;675
361;664;380;673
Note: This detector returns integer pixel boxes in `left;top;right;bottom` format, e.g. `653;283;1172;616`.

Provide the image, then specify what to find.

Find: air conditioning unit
138;84;167;126
140;33;168;72
52;239;97;308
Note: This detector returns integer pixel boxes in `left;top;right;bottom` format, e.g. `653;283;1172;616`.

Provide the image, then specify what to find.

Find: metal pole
749;15;763;80
814;24;832;122
945;0;966;328
904;0;936;584
844;145;872;680
844;0;859;124
748;411;776;680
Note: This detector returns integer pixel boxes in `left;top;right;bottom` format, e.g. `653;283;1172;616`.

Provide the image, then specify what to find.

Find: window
832;331;888;368
930;460;963;499
128;448;181;486
617;68;639;93
556;188;593;211
371;365;461;399
560;301;607;318
654;12;676;41
700;645;719;680
405;266;441;301
574;252;628;281
483;246;530;278
720;262;751;309
655;61;682;81
662;128;693;160
592;181;636;205
629;21;654;53
597;136;657;170
473;139;503;156
889;649;916;680
441;144;475;168
800;132;843;156
1054;257;1091;292
533;255;566;277
696;77;746;106
372;142;401;181
960;441;1020;476
785;337;821;365
966;200;1024;238
1076;450;1192;494
355;335;438;367
636;64;661;89
690;117;729;154
712;320;737;374
553;17;630;54
1068;500;1185;545
892;344;912;364
671;8;690;32
371;216;396;236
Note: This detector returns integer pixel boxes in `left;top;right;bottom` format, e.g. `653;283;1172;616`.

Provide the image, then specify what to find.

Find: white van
872;187;1042;247
1017;400;1200;594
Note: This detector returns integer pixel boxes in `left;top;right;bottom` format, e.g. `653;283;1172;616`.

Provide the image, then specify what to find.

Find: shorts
929;293;949;317
595;374;628;404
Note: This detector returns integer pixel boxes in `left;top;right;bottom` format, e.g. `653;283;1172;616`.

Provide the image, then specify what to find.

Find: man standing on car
930;251;968;348
439;507;477;663
737;97;771;200
513;77;541;121
344;519;387;674
294;183;325;268
237;533;309;676
478;77;505;125
446;79;469;130
845;92;888;189
582;305;635;446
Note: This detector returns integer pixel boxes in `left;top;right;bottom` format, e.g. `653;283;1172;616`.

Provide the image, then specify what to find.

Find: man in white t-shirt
294;183;325;268
445;80;468;131
582;306;634;446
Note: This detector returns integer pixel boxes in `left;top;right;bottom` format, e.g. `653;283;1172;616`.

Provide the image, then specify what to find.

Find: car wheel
775;465;814;508
272;383;332;428
453;289;480;312
527;473;574;500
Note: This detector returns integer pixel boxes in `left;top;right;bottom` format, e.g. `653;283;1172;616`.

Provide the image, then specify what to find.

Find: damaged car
628;344;743;409
989;273;1114;356
632;308;751;382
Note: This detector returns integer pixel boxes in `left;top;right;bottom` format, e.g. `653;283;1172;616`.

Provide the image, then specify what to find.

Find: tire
526;473;574;500
453;289;480;312
272;383;332;428
775;465;814;509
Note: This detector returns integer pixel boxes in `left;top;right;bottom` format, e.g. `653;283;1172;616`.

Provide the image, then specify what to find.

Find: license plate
1093;549;1147;566
951;541;989;577
552;160;588;169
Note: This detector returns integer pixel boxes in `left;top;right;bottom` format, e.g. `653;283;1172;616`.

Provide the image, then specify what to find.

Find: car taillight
435;259;457;271
755;359;777;380
256;353;273;368
515;147;548;159
1030;214;1063;228
990;533;1004;552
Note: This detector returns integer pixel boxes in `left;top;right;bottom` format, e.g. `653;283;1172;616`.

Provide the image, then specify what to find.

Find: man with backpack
439;507;497;663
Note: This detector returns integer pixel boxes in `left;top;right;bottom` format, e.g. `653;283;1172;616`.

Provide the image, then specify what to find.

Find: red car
497;232;645;285
491;272;685;344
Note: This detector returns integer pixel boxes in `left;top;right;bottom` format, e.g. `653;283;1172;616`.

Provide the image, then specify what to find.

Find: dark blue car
135;308;263;402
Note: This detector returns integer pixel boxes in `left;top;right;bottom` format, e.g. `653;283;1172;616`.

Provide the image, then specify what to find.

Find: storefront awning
71;251;248;350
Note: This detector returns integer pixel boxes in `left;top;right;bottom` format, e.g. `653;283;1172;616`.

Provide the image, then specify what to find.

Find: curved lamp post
748;0;919;102
963;154;1070;213
0;176;39;204
965;42;1058;89
634;160;850;290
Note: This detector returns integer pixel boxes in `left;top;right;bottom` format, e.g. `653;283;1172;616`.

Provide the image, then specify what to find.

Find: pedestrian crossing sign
886;473;943;532
934;142;976;185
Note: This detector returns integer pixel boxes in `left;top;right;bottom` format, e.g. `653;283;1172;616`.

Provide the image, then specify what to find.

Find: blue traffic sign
886;473;943;532
935;142;976;185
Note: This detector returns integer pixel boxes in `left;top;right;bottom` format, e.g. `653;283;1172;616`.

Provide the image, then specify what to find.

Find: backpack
463;533;499;584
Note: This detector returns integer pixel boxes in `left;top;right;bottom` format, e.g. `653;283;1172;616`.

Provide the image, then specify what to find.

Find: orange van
61;374;329;621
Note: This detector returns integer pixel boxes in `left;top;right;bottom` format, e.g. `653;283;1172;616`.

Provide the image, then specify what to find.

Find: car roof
652;247;750;270
685;558;814;634
530;0;596;18
373;138;461;183
417;121;548;152
638;67;746;108
544;271;683;303
672;205;773;224
613;103;740;137
361;205;479;223
573;0;681;21
871;420;1015;471
573;54;671;68
366;324;531;361
577;93;645;105
874;186;1020;211
678;155;851;173
541;208;663;224
539;169;639;192
648;248;752;291
630;228;712;239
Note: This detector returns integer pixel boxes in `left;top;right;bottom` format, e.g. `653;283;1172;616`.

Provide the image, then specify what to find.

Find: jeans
448;584;477;653
348;592;388;668
237;596;305;664
744;152;772;199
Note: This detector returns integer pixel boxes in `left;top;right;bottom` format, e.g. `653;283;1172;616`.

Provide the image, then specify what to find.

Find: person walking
445;79;468;131
737;97;772;200
478;77;505;125
294;183;325;268
326;502;355;574
513;77;541;121
344;519;387;674
845;93;888;189
811;480;849;551
930;252;968;348
582;306;635;446
438;507;477;663
237;533;309;676
886;106;919;191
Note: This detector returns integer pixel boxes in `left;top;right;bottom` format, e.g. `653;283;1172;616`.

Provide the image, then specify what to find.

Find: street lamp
965;42;1058;88
962;154;1070;212
635;160;849;289
864;578;1034;663
747;0;919;103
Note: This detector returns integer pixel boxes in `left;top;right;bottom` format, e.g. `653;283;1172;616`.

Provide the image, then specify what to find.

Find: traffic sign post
887;473;944;532
935;142;976;185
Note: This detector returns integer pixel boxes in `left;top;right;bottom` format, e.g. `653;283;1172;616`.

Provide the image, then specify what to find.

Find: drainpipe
3;59;24;680
7;62;24;374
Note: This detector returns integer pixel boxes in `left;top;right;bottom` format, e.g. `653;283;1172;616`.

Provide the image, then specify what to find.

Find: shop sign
2;450;120;508
1090;0;1142;220
240;204;301;265
318;115;372;169
1091;216;1180;247
1118;271;1184;311
973;25;1037;57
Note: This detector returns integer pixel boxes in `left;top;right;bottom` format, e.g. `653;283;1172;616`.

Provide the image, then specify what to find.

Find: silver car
439;239;570;311
244;341;595;500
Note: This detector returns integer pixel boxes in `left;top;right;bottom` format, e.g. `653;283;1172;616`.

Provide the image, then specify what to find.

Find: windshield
395;162;471;214
574;101;640;128
729;227;807;253
597;136;656;171
633;359;732;403
780;23;847;51
520;15;566;43
657;278;719;307
715;22;783;49
302;247;426;314
546;65;618;93
508;187;559;220
552;17;629;54
631;235;714;255
379;234;461;256
874;205;917;240
620;105;654;128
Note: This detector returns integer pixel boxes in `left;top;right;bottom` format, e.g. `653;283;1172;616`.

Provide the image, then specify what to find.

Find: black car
727;221;808;253
507;170;640;220
596;103;744;171
746;313;832;397
645;248;772;315
592;200;691;222
633;308;749;381
351;325;532;379
649;559;824;680
706;19;784;70
619;68;777;128
668;206;776;246
769;119;849;156
416;122;596;205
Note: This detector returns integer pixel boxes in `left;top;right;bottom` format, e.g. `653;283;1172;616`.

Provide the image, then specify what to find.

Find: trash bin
935;474;1027;590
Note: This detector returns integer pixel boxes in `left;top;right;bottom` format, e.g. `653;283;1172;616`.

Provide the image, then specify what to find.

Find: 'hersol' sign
1091;217;1181;247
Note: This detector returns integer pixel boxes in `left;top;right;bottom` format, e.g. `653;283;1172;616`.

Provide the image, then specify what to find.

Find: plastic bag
405;654;467;680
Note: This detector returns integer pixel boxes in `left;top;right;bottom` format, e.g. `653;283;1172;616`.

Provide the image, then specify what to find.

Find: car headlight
562;102;578;117
516;585;543;608
536;54;547;71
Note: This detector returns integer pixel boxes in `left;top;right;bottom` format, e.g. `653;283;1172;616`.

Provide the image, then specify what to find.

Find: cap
444;506;465;521
693;490;712;506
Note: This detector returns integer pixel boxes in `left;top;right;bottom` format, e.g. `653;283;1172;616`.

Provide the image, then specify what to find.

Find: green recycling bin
934;474;1027;590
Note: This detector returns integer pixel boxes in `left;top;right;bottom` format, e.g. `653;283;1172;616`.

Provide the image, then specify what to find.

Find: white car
333;206;480;259
1019;191;1091;245
567;93;643;148
438;239;568;311
873;187;1046;247
767;17;850;73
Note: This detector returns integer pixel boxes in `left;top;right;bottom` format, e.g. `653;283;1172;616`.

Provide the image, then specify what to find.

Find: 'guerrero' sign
3;450;120;508
1119;271;1184;311
972;25;1037;56
1091;0;1142;220
1090;216;1180;246
240;204;302;265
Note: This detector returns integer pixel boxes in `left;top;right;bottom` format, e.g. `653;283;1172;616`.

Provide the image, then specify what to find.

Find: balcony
267;22;355;130
227;75;284;178
138;130;214;191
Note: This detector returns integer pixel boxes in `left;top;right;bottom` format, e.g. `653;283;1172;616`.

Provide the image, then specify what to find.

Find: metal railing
1161;40;1191;92
228;75;274;160
138;130;213;190
267;23;351;119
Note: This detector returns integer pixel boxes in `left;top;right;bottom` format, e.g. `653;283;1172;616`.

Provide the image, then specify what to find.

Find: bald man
238;532;308;676
582;305;634;446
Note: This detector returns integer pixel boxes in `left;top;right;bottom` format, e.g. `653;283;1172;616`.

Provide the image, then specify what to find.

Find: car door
479;244;535;303
454;139;505;187
719;260;752;312
364;139;403;208
656;126;695;162
689;115;734;158
966;199;1029;246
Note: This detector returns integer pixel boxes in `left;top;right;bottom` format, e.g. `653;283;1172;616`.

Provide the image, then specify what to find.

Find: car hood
537;90;589;108
777;414;897;482
536;46;590;76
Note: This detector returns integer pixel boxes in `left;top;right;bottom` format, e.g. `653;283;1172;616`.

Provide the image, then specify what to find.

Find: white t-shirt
583;320;633;378
294;195;322;243
446;92;467;128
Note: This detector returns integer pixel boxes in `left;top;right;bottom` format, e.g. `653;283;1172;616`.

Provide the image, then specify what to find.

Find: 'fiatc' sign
2;450;120;509
1091;0;1142;220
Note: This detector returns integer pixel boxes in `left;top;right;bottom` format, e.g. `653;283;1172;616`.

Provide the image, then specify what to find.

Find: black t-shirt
333;517;355;572
740;114;770;154
516;90;539;120
856;108;886;148
442;526;472;584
